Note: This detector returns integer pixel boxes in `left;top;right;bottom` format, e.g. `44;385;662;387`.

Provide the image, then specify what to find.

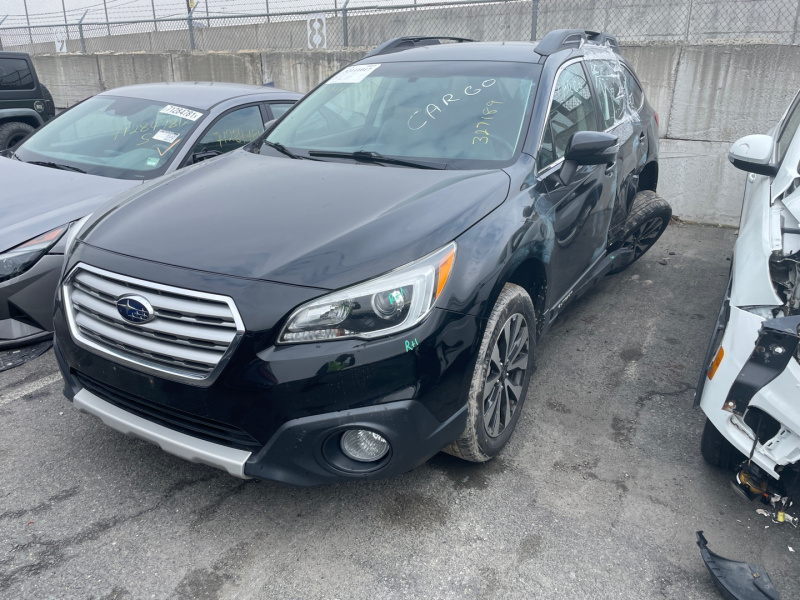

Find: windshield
262;61;541;169
15;95;205;180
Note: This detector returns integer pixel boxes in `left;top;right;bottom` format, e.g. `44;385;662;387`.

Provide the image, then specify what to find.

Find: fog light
340;429;389;462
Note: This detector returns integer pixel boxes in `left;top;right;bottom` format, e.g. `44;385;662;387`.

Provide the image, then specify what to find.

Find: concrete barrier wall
28;43;800;226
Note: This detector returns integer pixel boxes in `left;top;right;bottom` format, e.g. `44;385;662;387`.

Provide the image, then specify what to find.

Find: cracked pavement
1;222;798;599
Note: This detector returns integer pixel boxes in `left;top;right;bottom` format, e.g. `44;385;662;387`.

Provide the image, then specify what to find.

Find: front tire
700;418;745;470
444;283;536;462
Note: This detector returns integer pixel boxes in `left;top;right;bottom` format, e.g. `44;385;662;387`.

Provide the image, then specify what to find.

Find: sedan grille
64;264;244;384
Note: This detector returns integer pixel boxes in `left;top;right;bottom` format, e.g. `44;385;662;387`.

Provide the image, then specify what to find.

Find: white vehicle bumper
699;306;800;479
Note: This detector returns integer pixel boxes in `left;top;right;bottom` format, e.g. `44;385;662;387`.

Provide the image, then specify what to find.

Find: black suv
54;31;670;485
0;52;55;150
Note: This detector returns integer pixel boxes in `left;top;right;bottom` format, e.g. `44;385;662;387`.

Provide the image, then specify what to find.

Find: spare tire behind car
0;121;35;151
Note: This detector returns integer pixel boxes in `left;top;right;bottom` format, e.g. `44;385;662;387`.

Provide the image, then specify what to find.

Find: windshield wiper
261;140;304;160
307;150;447;170
26;161;86;174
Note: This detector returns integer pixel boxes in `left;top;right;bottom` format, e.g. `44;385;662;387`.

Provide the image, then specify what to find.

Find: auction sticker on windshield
159;105;203;121
326;64;381;85
152;129;180;143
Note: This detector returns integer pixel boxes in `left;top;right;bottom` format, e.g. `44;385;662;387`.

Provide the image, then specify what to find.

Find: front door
537;60;616;305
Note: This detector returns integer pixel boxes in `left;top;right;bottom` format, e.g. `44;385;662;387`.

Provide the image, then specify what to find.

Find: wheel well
0;116;40;129
638;161;658;192
505;258;547;340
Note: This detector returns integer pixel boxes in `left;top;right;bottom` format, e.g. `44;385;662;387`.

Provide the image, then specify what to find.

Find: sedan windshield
263;61;541;169
15;95;205;180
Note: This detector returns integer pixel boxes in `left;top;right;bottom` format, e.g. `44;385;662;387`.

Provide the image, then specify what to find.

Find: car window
587;60;627;130
538;62;598;170
268;102;295;120
777;95;800;166
192;105;265;159
14;95;205;179
623;67;644;111
0;58;34;91
266;61;540;169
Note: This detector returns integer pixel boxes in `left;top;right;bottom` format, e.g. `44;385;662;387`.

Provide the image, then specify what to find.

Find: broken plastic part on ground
696;531;781;600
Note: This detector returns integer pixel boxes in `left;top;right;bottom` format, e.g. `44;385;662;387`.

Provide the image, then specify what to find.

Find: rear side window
587;60;626;130
0;58;34;91
623;67;644;110
776;95;800;166
538;62;598;169
268;102;295;120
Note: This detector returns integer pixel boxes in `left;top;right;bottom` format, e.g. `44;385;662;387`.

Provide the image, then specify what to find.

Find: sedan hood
82;151;510;290
0;158;140;252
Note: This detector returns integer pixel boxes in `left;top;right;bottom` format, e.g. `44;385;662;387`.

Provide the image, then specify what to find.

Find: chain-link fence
1;0;799;55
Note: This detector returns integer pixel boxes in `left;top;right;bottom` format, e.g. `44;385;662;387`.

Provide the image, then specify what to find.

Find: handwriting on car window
407;79;497;131
473;101;503;144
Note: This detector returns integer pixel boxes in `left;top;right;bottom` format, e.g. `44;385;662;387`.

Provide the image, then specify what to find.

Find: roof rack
534;29;619;57
363;36;476;59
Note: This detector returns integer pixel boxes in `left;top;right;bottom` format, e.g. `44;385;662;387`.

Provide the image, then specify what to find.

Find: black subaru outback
0;51;55;150
54;30;670;485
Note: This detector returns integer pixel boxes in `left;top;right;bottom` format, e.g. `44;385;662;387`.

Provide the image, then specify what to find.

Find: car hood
82;151;510;290
0;158;140;252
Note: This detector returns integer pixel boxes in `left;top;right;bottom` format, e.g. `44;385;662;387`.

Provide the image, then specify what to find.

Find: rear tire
609;190;672;274
700;418;745;470
444;283;536;462
0;121;35;150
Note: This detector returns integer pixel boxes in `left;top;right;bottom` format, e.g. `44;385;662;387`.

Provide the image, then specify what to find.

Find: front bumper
0;254;63;348
699;306;800;479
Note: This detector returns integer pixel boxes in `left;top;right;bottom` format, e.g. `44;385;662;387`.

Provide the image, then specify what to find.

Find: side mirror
728;134;778;176
556;131;618;185
565;131;619;166
192;149;222;164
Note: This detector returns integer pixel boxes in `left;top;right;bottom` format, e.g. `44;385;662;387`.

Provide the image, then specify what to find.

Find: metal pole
530;0;539;41
187;4;197;51
206;0;210;28
78;10;88;54
151;0;158;32
342;0;350;47
61;0;70;40
23;0;33;45
103;0;111;36
266;0;270;24
0;16;6;51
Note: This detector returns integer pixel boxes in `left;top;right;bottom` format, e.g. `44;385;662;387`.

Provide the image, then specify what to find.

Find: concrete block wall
621;43;800;226
27;42;800;226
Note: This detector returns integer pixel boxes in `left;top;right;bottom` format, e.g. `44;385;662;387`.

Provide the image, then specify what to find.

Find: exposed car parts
696;531;780;600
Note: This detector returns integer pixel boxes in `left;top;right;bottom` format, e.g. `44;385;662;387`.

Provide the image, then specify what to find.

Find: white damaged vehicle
696;89;800;498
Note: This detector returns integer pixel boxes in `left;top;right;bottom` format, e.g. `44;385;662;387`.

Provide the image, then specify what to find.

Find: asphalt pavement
1;221;798;600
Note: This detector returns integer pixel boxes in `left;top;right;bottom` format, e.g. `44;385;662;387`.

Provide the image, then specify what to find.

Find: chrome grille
64;263;244;384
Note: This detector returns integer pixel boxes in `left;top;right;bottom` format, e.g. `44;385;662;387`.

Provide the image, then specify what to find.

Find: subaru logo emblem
116;295;155;324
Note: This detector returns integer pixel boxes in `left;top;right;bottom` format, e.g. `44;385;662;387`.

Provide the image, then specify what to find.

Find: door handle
638;132;646;141
605;162;616;175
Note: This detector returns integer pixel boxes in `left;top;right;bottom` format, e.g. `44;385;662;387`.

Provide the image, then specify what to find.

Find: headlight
0;225;69;283
279;242;456;343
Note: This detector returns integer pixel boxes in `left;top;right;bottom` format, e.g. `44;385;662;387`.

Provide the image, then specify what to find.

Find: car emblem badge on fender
116;295;155;324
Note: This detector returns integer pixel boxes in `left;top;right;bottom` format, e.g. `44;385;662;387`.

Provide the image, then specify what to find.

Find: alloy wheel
482;313;530;438
624;216;664;260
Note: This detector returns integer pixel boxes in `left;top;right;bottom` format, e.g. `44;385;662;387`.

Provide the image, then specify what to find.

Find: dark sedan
0;82;300;348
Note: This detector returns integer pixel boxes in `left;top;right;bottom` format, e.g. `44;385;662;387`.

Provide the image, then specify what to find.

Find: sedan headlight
279;242;456;343
0;225;69;283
